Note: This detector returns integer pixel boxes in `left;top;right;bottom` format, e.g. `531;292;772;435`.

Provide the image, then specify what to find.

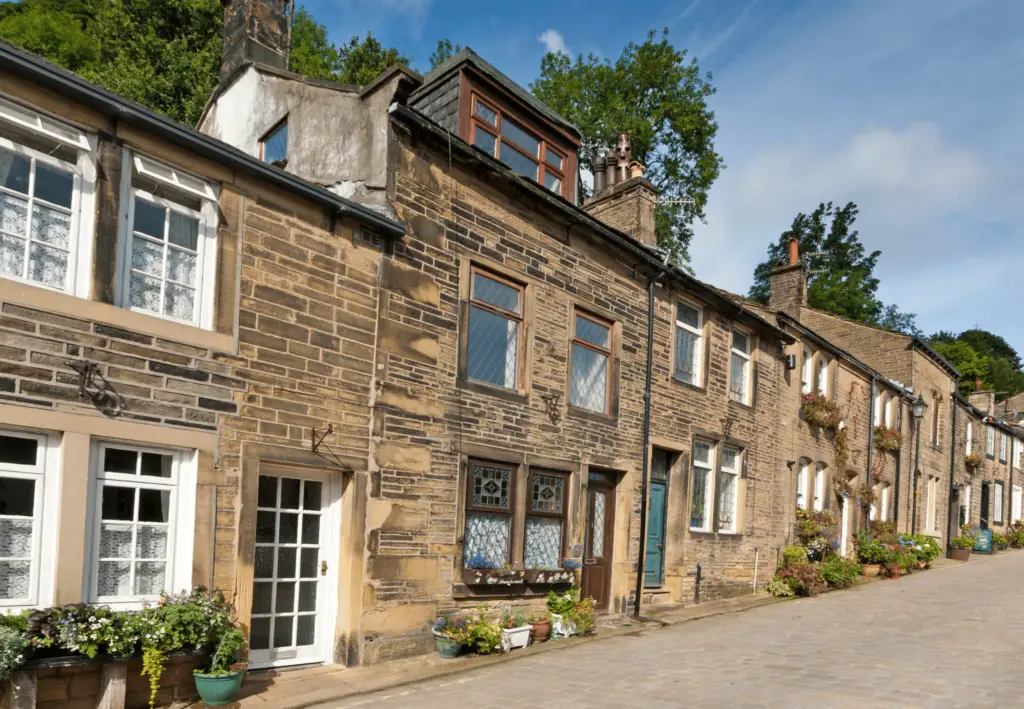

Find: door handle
321;560;328;576
657;544;663;550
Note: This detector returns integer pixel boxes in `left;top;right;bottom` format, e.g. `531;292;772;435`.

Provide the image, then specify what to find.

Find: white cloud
537;29;569;56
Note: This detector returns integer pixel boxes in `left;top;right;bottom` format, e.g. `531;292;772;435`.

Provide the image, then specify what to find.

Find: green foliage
873;426;903;452
546;588;578;615
800;393;842;430
950;534;975;550
0;625;26;682
782;545;808;567
929;330;1024;399
334;32;408;85
775;562;825;597
1007;522;1024;548
288;6;341;80
748;201;919;335
905;534;941;562
499;608;528;629
766;577;795;598
855;530;894;564
429;38;461;68
531;29;722;267
820;556;861;589
459;610;502;655
0;611;28;634
203;627;245;675
141;646;166;707
992;531;1008;549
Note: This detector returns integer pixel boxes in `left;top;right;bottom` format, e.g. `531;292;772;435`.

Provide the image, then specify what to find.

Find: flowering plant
873;426;904;452
800;393;842;430
964;452;983;468
464;553;500;569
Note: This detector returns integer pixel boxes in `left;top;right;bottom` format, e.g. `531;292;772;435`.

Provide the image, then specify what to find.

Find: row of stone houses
0;0;1021;679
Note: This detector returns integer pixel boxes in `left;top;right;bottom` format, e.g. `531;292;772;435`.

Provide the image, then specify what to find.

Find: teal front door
645;480;667;586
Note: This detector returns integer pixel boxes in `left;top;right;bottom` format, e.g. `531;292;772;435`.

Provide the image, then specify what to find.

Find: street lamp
910;394;927;534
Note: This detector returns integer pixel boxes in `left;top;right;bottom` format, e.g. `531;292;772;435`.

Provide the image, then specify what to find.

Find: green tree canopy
531;29;722;267
289;5;408;86
429;38;461;69
748;201;920;335
930;330;1024;399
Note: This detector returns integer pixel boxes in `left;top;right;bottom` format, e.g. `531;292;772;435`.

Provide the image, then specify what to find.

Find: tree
429;38;461;69
748;201;920;335
956;329;1021;371
929;329;1024;399
333;32;409;85
531;29;722;267
931;340;986;393
289;6;341;80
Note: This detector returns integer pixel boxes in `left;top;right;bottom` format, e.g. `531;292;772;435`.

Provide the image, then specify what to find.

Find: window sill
728;398;752;411
566;404;616;425
0;278;235;353
456;377;528;405
688;530;743;540
672;378;706;394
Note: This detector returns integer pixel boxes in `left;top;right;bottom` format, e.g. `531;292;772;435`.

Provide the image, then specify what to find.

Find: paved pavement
322;552;1024;709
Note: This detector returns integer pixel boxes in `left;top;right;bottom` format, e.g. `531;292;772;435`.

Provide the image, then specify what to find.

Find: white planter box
550;613;578;637
500;625;532;651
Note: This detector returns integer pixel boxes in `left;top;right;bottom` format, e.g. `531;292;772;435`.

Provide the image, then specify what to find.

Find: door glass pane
101;486;135;521
303;481;321;510
299;548;318;579
275;581;295;613
280;479;301;509
250;617;271;650
0;477;34;515
590;493;605;558
296;615;315;647
0;435;37;466
277;548;296;579
298;581;317;612
258;476;278;507
273;615;293;648
252;582;273;614
278;513;298;544
301;514;319;544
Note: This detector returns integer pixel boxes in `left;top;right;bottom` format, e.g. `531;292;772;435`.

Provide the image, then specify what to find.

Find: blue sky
304;0;1023;352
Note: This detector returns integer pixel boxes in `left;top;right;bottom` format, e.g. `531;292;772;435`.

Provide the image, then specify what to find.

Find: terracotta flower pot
529;619;551;643
950;547;971;562
862;563;881;577
883;563;901;579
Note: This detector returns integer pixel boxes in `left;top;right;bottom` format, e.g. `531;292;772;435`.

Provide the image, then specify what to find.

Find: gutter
0;41;405;240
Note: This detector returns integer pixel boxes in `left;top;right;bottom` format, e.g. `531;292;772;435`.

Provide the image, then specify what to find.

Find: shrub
855;530;894;564
782;545;808;566
1008;524;1024;548
950;534;975;550
903;534;941;562
0;626;26;682
766;577;795;597
964;452;983;468
820;556;861;588
775;562;826;597
460;611;503;655
896;551;917;574
546;588;596;635
993;531;1008;548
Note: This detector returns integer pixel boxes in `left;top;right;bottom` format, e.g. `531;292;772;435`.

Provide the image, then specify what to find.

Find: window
880;483;890;522
930;396;940;446
469;94;568;198
466;268;523;390
729;331;752;405
873;392;883;427
812;463;825;512
987;426;996;458
966;421;973;455
690;440;714;531
1012;485;1022;524
673;301;703;386
0;96;95;296
795;460;808;511
994;481;1005;525
884;394;894;428
88;443;195;606
570;310;612;414
999;432;1007;463
868;484;878;520
463;460;515;568
718;447;740;533
1014;439;1022;470
118;151;218;328
962;484;972;526
523;470;568;569
801;348;813;395
816;355;829;397
926;476;939;533
0;430;56;609
259;119;288;165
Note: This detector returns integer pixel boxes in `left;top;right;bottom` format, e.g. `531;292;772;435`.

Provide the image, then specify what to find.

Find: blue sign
974;528;993;554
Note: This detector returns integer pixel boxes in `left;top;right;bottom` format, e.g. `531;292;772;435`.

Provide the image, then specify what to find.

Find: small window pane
273;615;293;648
475;102;497;126
0;518;33;556
250;617;271;650
732;331;750;354
677;303;700;329
98;525;133;561
524;516;562;569
301;514;319;544
722;447;739;471
252;582;273;614
463;511;510;568
277;547;297;578
140;453;172;478
0;560;30;599
34;163;73;208
570;344;608;413
531;473;563;513
467;305;519;389
499;142;539;180
27;241;67;289
575;315;610;349
674;326;697;384
278;512;298;544
471;464;511;509
298;581;317;612
104;448;138;475
101;486;136;521
0;435;38;466
693;441;710;465
690;467;708;529
473;272;520;313
543;171;561;193
280;478;301;509
168;211;198;251
97;561;131;597
133;198;165;239
261;121;288;164
303;481;321;510
275;581;295;613
258;476;277;507
545;150;563;170
256;511;275;543
296;615;315;647
254;546;274;578
0;149;30;194
299;548;318;578
133;561;166;596
138;489;170;523
500;117;540;157
0;477;34;516
473;128;496;156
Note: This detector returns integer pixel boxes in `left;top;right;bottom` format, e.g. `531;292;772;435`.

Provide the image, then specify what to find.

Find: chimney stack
221;0;292;82
583;132;659;248
768;236;806;317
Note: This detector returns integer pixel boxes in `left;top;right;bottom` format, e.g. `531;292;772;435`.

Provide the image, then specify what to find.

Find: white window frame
673;299;703;386
966;421;973;456
880;483;890;522
115;149;218;329
729;329;752;405
0;95;97;297
987;426;996;458
999;432;1007;463
1012;484;1022;524
689;440;715;532
718;447;740;534
994;480;1005;525
801;347;813;395
85;440;196;609
812;463;825;512
873;392;883;427
926;476;939;533
1014;439;1022;470
0;428;60;612
795;460;808;511
963;484;972;525
884;394;894;428
868;483;878;521
816;355;830;397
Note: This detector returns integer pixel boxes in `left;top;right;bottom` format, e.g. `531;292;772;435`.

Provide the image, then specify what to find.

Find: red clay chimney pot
787;237;800;266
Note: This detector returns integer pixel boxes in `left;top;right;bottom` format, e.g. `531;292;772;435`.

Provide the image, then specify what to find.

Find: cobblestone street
324;552;1024;709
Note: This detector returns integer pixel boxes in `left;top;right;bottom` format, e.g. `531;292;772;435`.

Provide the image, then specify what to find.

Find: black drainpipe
865;378;875;530
893;398;904;527
633;274;657;618
945;383;959;555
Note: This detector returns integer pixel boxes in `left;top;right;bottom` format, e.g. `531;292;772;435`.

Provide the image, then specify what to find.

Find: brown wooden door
581;477;614;608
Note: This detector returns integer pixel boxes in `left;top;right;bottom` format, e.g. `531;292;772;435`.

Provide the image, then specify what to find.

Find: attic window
470;95;566;198
260;119;288;166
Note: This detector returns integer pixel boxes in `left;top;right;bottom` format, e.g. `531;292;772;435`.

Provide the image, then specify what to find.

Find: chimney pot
593;155;606;194
787;237;800;266
603;148;616;189
628;161;644;180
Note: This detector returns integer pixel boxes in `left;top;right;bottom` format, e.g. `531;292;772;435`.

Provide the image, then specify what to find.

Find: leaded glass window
466;269;522;389
718;447;739;533
92;445;179;602
690;440;713;531
729;331;752;404
674;301;702;385
524;470;567;569
464;461;514;568
0;431;43;605
571;311;612;414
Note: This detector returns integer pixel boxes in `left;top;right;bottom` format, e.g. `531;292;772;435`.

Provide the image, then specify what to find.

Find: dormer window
470;94;567;198
259;119;288;166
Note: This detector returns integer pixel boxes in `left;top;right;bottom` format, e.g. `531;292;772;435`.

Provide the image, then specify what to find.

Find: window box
800;393;841;430
964;452;983;470
460;567;526;586
523;568;575;585
873;426;903;452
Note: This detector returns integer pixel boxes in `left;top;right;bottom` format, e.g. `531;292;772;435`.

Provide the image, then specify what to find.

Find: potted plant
193;627;246;707
498;609;531;652
1008;522;1024;548
854;530;891;577
950;528;975;562
432;613;468;659
992;531;1009;551
800;393;842;430
528;613;551;643
546;588;596;638
872;426;904;452
964;452;983;470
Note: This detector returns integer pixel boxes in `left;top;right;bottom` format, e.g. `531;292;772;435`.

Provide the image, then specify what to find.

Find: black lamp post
910;394;928;534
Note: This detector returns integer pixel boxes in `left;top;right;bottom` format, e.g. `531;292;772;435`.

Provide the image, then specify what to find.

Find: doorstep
640;592;785;626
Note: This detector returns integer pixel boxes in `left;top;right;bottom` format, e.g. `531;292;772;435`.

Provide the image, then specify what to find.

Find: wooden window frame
673;298;704;387
462;459;518;568
569;309;614;415
812;462;826;512
689;438;715;532
716;446;741;534
466;266;525;391
994;480;1005;525
987;425;996;459
523;468;569;568
258;117;288;165
795;459;809;512
468;93;569;199
999;431;1007;463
